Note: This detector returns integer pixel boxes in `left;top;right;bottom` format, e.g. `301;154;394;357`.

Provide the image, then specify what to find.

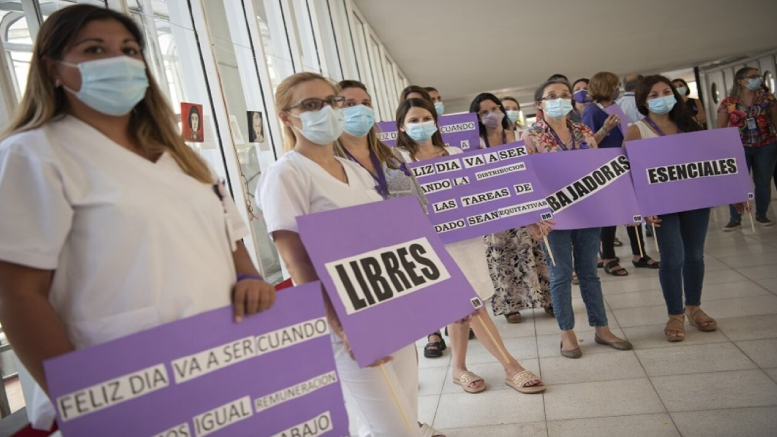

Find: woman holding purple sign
0;5;275;432
523;77;633;358
584;72;659;277
469;93;553;325
395;98;546;395
258;73;440;437
627;75;718;342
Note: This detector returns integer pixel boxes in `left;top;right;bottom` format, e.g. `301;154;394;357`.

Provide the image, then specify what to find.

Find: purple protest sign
44;282;348;437
604;103;631;135
377;112;480;150
530;148;643;230
409;142;553;244
296;197;480;367
626;128;750;216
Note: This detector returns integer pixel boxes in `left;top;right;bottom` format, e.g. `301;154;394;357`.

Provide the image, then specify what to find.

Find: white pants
332;336;421;437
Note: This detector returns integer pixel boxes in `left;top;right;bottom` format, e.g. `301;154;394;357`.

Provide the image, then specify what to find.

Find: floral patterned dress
717;90;777;147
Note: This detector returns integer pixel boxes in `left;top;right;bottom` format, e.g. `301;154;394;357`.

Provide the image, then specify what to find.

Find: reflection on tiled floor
355;205;777;436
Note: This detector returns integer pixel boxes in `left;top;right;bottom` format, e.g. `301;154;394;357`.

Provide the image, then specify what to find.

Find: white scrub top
0;115;249;429
257;150;383;234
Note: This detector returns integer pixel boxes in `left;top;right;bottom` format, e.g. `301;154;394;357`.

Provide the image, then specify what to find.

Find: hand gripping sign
44;282;349;437
296;196;480;368
408;142;553;244
625;128;751;216
377;112;480;150
529;148;643;230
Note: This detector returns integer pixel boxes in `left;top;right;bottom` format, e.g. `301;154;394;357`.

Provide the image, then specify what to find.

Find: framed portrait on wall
247;110;265;144
181;102;204;143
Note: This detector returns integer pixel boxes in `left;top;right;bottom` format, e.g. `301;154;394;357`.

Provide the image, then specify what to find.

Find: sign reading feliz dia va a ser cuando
408;142;554;244
44;281;349;437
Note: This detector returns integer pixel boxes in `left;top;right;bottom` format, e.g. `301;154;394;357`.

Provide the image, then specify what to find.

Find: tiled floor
369;205;777;436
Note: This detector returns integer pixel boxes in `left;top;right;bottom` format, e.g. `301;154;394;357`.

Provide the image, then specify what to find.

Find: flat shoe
505;370;546;394
453;371;486;394
505;312;522;323
560;341;582;359
594;334;633;350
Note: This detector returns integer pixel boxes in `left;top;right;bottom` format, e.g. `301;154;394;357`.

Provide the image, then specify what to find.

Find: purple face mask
613;89;621;100
573;89;590;104
481;110;505;128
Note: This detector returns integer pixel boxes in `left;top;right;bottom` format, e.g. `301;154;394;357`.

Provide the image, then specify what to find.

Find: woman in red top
717;67;777;229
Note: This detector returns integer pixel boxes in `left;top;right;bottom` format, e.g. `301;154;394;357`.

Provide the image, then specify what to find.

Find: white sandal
505;370;546;394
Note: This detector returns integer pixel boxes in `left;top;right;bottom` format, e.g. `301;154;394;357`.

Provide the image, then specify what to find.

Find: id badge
746;118;757;130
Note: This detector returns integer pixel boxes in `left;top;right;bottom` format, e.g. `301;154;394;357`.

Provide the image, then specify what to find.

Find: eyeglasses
541;93;572;101
286;96;345;112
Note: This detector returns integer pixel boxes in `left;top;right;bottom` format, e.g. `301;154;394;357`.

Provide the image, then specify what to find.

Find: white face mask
288;105;345;145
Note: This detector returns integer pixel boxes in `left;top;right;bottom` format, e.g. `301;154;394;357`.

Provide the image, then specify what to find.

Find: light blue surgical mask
434;102;445;115
676;87;688;96
543;98;574;119
747;77;763;90
405;121;438;143
506;110;521;124
60;56;149;116
289;105;345;145
648;95;676;115
342;104;375;137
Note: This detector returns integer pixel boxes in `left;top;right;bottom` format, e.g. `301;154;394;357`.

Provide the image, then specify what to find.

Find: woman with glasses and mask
258;73;428;437
626;75;719;342
523;78;633;359
717;67;777;230
0;6;275;431
396;97;546;395
468;93;553;324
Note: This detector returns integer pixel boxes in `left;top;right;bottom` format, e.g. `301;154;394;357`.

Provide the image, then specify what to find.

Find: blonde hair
333;79;399;169
589;72;620;102
0;4;213;183
275;72;339;152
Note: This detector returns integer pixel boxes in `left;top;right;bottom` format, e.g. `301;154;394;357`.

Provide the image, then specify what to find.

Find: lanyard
547;121;575;151
343;147;389;198
483;130;507;148
643;117;683;136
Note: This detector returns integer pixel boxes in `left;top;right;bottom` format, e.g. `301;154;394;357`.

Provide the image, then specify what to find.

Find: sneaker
723;220;741;232
756;216;774;227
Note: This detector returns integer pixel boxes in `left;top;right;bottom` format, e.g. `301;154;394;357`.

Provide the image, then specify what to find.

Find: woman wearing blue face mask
672;78;707;127
0;5;275;431
259;74;435;437
523;78;632;359
502;97;527;135
396;98;546;395
425;86;445;115
626;75;714;342
717;67;777;230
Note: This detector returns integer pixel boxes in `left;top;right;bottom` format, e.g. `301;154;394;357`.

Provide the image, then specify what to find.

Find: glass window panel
253;0;294;93
201;0;282;283
289;0;319;73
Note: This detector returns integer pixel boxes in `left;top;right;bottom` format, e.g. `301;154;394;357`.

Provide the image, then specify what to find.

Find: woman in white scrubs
0;5;275;431
258;72;428;437
394;98;546;395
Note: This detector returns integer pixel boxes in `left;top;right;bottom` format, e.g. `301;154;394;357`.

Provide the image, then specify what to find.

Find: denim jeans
729;142;777;220
655;208;710;315
544;228;608;331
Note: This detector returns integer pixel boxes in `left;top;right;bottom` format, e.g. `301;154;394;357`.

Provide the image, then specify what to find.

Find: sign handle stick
652;223;659;253
378;364;413;432
635;226;644;258
543;235;556;266
748;205;756;234
475;314;511;364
